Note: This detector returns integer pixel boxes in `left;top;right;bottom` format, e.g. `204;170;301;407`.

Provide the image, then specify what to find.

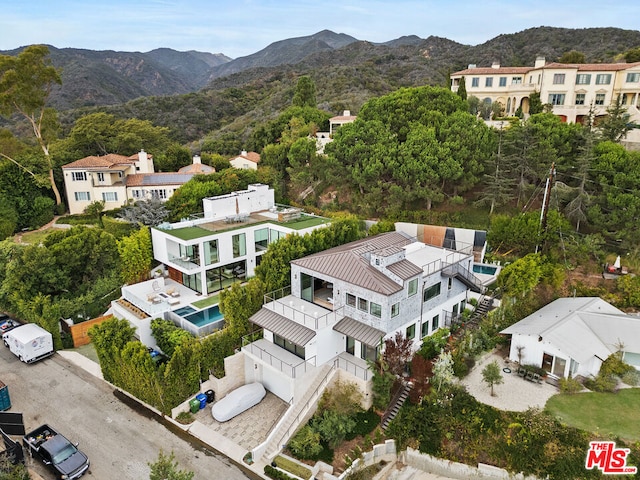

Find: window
431;314;439;331
423;282;441;301
421;321;429;338
406;324;415;340
471;77;479;87
74;192;90;201
358;298;368;312
71;171;87;181
595;74;611;85
485;77;493;87
150;189;167;200
204;239;219;265
595;93;606;105
408;278;418;296
553;73;565;84
346;293;356;307
460;300;466;312
575;93;586;105
232;233;246;257
361;343;378;362
511;77;522;84
269;228;287;242
102;192;118;202
448;278;452;290
576;74;591;85
499;77;507;87
453;304;459;316
274;334;305;359
548;93;565;105
97;172;105;182
346;336;355;355
132;189;144;199
254;228;269;252
626;72;640;83
391;303;400;317
370;302;382;318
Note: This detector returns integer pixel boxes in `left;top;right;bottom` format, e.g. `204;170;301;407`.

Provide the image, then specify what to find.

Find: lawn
545;388;640;441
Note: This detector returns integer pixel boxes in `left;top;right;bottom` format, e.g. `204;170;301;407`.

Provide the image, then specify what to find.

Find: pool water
473;264;498;275
174;306;196;316
184;305;224;327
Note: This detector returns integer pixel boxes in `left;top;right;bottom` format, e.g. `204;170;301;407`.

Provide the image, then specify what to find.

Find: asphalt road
0;345;252;480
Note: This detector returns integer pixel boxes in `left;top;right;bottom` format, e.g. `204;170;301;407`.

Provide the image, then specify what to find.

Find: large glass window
391;303;400;317
575;93;585;105
471;77;479;87
553;73;565;84
595;74;611;85
595;93;606;105
74;192;90;201
548;93;565;105
269;229;287;243
254;228;269;252
370;302;382;318
626;72;640;83
102;192;118;202
408;278;418;296
301;272;313;303
346;336;355;355
511;77;522;84
71;171;87;181
485;77;493;87
150;189;167;200
423;283;441;301
361;343;378;362
499;77;507;87
274;334;305;359
232;233;246;257
576;74;591;85
203;239;219;265
182;271;202;294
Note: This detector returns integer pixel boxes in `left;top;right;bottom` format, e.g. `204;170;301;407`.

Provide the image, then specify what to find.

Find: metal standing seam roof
249;308;316;346
291;232;414;295
126;173;195;187
386;259;423;280
333;317;385;347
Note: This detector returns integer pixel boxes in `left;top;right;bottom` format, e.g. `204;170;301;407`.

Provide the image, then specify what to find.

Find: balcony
263;289;343;330
168;254;200;271
242;338;316;378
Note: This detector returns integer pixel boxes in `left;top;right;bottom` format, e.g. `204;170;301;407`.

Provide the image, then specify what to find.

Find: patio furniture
152;280;161;292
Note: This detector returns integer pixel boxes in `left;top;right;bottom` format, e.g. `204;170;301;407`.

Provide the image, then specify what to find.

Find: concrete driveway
0;346;252;480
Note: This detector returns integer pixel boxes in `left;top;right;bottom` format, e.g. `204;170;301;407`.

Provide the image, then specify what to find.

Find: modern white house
241;231;484;404
450;57;640;128
501;297;640;379
62;150;209;214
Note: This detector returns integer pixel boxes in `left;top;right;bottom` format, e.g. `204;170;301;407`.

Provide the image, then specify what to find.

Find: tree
118;199;169;227
457;76;467;101
599;96;631;142
624;46;640;63
0;45;63;206
558;50;586;63
528;91;543;115
431;351;455;392
148;451;194;480
118;226;153;284
497;253;543;298
383;332;413;376
292;76;317;108
481;360;503;396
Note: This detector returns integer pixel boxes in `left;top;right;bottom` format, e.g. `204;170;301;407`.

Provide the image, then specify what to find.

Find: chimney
241;150;248;156
192;155;201;164
343;110;351;116
491;62;500;69
468;64;477;69
534;56;546;68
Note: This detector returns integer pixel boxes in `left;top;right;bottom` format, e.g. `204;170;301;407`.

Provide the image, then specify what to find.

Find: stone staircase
381;381;412;431
259;363;336;460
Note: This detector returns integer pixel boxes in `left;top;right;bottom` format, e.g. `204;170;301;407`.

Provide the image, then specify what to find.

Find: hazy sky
1;0;638;59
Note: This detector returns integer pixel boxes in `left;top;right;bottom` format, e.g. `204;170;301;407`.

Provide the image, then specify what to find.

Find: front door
542;353;553;374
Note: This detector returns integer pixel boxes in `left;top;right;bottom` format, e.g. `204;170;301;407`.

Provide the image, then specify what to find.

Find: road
0;345;252;479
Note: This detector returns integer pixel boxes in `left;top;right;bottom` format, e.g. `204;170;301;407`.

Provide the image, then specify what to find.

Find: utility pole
536;162;556;253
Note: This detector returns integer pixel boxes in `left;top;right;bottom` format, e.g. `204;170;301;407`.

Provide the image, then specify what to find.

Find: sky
1;0;638;59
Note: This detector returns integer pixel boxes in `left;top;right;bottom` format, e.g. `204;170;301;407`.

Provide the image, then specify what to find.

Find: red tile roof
62;152;153;169
230;152;261;164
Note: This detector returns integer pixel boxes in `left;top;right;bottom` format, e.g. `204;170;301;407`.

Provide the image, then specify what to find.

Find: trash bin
196;393;208;410
205;389;215;404
189;398;200;414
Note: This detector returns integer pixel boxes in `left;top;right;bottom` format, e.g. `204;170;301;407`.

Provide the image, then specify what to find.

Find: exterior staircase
468;296;493;326
381;381;412;431
257;363;336;461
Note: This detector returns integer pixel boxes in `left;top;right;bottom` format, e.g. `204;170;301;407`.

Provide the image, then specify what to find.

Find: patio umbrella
614;255;621;269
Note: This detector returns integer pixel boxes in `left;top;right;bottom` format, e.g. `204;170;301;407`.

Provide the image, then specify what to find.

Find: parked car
23;424;89;479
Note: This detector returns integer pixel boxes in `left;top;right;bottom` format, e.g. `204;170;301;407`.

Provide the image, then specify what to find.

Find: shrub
559;376;583;395
600;352;635;377
264;464;297;480
287;425;322;459
583;373;618;393
621;369;640;386
417;328;450;360
347;409;380;439
175;411;194;424
273;455;312;480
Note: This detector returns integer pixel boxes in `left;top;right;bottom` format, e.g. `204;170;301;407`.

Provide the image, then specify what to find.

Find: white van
2;324;54;363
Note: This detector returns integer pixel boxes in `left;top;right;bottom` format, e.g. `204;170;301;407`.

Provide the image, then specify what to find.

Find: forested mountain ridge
2;26;639;114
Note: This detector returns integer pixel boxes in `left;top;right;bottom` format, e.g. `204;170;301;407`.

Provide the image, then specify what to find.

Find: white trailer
2;324;54;363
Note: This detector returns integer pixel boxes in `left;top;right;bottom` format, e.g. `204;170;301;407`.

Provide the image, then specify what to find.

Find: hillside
3;26;640;142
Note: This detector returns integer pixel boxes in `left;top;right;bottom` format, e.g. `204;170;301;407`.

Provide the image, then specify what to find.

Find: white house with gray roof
242;231;483;403
501;297;640;378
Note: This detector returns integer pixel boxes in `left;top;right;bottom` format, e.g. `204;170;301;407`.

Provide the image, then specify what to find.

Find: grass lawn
545;388;640;441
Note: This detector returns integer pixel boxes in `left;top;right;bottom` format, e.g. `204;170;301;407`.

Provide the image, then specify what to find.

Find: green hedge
264;464;297;480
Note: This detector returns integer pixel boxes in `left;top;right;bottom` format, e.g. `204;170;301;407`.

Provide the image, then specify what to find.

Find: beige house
62;150;205;214
315;110;358;153
451;57;640;125
229;150;260;170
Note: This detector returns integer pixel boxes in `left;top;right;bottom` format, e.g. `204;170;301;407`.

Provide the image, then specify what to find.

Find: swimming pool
174;305;196;316
473;264;498;275
184;305;224;327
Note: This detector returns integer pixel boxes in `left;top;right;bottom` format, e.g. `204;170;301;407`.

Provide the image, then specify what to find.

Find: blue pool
473;264;498;275
184;305;224;327
174;306;196;316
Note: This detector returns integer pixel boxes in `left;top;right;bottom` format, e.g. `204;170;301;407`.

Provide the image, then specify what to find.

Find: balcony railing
241;337;316;378
333;353;371;381
263;287;343;330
